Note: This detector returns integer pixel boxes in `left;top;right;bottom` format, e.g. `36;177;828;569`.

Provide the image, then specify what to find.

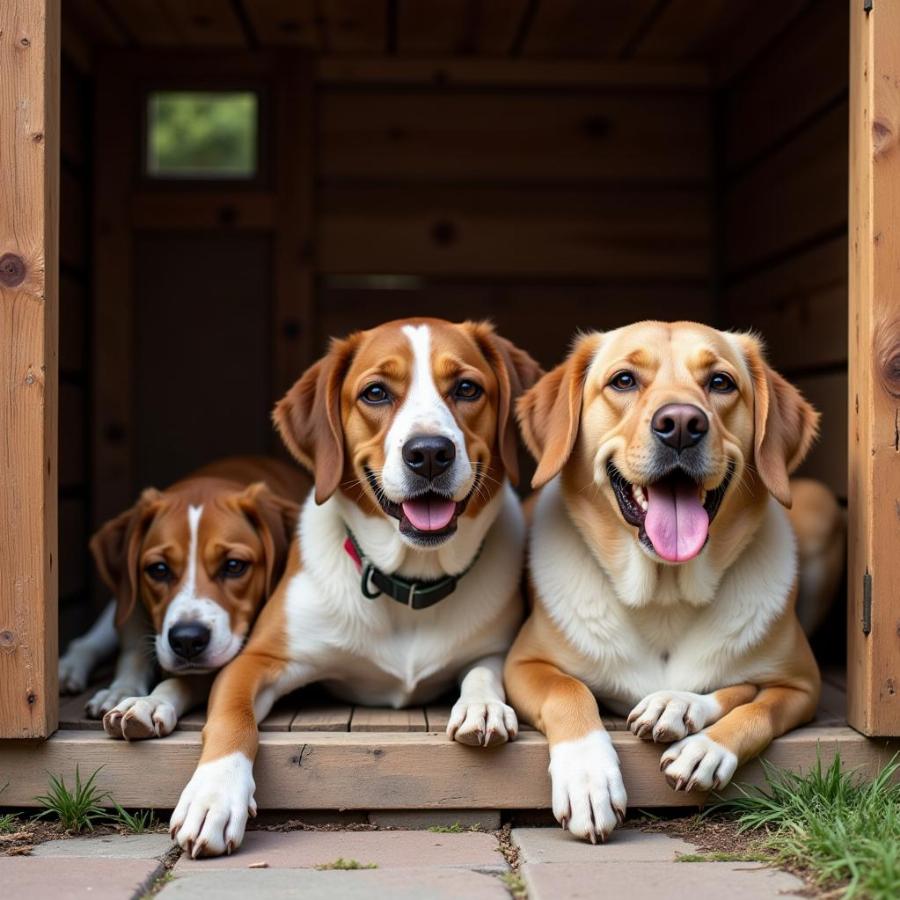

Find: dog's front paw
627;690;718;742
85;683;150;719
660;733;738;793
103;696;177;740
170;754;256;858
447;698;518;747
549;731;627;843
58;652;91;695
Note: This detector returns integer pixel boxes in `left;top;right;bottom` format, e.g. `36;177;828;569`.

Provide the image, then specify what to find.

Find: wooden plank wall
719;0;848;498
59;54;95;647
314;66;714;369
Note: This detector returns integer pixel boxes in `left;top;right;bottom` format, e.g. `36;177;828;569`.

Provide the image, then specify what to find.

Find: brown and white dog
169;318;540;857
504;321;844;843
58;457;305;739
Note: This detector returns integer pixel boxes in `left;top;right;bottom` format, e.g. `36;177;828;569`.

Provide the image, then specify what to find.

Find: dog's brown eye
145;562;171;583
609;371;638;391
709;373;737;394
360;383;391;405
221;558;249;578
454;379;483;401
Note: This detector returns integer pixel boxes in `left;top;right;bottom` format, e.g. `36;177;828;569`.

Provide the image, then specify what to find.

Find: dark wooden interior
57;1;849;652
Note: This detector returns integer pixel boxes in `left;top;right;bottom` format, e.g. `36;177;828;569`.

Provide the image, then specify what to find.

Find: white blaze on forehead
156;503;242;671
380;324;473;500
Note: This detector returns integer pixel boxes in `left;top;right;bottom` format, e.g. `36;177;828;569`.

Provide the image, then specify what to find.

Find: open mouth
364;467;476;544
607;461;733;563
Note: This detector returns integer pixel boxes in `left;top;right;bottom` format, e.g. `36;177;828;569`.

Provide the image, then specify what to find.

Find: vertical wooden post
0;0;59;738
848;0;900;736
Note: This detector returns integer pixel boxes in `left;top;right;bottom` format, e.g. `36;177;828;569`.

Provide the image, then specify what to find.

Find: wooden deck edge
0;727;895;810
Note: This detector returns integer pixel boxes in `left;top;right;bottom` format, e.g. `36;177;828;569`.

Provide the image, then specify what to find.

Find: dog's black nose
651;403;709;450
168;622;211;660
402;435;456;479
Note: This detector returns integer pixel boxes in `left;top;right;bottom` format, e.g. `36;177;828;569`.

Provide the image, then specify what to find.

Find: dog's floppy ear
273;334;361;504
516;333;600;489
470;322;542;486
237;482;301;596
89;488;162;627
737;333;819;508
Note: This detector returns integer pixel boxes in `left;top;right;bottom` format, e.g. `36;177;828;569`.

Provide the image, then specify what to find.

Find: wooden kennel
1;0;898;811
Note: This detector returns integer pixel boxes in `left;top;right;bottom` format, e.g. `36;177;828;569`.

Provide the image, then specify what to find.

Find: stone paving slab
522;860;805;900
160;867;511;900
0;856;164;900
31;833;174;859
512;826;696;863
174;829;506;873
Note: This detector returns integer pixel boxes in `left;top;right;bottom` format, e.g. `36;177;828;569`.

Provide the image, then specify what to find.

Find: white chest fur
281;485;525;708
530;479;797;713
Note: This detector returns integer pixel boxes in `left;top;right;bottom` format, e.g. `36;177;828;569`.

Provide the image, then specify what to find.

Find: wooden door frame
92;50;315;529
0;0;59;738
848;0;900;737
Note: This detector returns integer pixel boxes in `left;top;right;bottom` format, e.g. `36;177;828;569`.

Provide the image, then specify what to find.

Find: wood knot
874;319;900;397
431;220;458;246
0;630;17;652
18;36;30;48
873;118;894;156
0;253;26;287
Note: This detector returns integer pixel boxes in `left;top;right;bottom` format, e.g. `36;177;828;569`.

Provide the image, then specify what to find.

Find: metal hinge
864;0;873;13
862;571;872;635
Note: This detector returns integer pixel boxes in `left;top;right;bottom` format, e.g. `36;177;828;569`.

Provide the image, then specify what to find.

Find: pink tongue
644;476;709;563
401;497;457;532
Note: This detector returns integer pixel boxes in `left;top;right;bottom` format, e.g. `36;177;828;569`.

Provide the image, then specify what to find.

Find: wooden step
1;722;895;811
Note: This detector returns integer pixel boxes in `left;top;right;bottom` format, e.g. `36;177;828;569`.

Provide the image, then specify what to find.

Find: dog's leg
627;683;758;742
447;653;518;747
170;652;310;857
102;674;214;741
505;630;626;843
84;607;156;718
661;677;819;793
58;600;119;694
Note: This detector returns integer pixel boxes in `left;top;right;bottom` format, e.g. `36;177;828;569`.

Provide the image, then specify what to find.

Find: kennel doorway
0;0;898;809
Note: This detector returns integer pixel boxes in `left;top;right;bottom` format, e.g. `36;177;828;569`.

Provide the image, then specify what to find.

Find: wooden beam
0;725;895;809
0;0;60;739
848;0;900;737
317;57;709;89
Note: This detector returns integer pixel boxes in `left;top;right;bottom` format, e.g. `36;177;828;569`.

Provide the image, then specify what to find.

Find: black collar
343;529;483;610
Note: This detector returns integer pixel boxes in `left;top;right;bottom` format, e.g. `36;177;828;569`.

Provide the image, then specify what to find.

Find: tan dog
169;319;540;857
58;457;306;739
504;321;843;843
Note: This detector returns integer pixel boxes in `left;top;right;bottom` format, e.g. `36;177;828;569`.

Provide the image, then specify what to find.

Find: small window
146;91;258;179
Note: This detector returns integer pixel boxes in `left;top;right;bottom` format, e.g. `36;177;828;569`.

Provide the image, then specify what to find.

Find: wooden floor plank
350;706;427;732
2;725;894;810
58;690;101;730
290;704;353;732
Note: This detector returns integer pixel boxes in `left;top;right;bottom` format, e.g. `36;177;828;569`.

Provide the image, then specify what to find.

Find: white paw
627;690;719;743
549;731;627;843
58;652;91;695
85;682;150;719
660;733;738;793
103;696;177;740
170;753;256;858
447;698;518;747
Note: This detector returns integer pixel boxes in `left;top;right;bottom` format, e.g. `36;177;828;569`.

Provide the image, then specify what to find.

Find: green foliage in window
147;91;257;178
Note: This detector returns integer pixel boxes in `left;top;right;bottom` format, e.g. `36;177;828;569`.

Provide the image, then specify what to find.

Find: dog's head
274;318;540;548
90;480;299;672
518;322;819;564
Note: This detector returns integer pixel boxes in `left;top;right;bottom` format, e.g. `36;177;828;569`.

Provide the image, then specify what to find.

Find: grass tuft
676;851;769;863
34;766;110;833
110;803;158;834
314;857;378;870
427;822;465;833
710;751;900;899
0;812;20;834
500;871;527;898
